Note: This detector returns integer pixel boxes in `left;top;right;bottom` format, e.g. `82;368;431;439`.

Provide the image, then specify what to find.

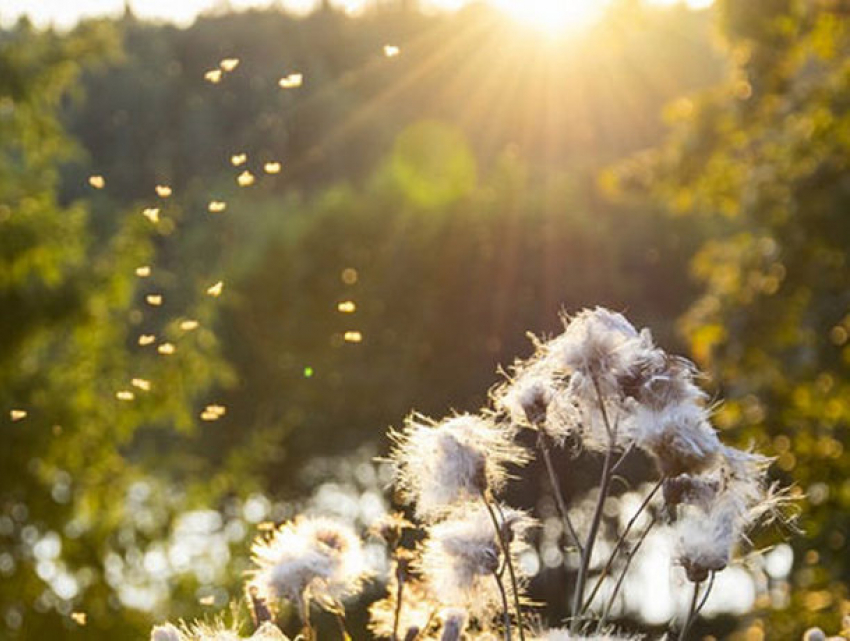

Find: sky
1;0;712;31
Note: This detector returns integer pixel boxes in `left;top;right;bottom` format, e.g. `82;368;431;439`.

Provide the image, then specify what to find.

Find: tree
0;20;231;638
612;1;850;636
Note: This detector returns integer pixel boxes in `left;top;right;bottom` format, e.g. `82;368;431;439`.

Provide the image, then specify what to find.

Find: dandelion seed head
534;631;639;640
151;623;181;641
131;378;151;391
419;505;532;619
207;281;224;297
204;68;223;83
629;402;721;476
278;73;303;89
247;516;369;611
143;208;161;223
154;620;289;641
390;413;527;519
158;342;176;355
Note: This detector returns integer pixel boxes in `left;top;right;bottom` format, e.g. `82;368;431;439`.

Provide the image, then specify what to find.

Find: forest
1;0;848;639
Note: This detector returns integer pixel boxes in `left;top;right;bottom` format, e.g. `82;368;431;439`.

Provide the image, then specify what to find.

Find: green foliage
615;1;850;636
0;21;236;639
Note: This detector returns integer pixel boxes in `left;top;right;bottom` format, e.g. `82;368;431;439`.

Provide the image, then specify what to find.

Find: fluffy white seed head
418;504;533;620
674;448;784;582
628;401;721;476
247;516;368;611
151;621;289;641
534;629;639;640
548;308;643;393
152;624;183;641
390;413;528;520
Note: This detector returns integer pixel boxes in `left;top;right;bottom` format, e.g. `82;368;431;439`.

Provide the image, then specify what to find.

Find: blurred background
1;0;848;638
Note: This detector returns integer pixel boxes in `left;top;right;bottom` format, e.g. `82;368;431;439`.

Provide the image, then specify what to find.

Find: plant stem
678;579;702;641
569;375;617;632
596;513;657;631
299;594;315;641
581;477;664;613
679;571;715;640
392;564;405;641
335;611;349;640
536;431;583;556
482;493;526;641
492;571;513;641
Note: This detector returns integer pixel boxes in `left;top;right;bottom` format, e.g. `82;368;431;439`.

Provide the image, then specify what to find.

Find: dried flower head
674;449;785;582
390;413;527;520
247;516;369;613
418;504;533;620
534;631;639;641
628;402;722;476
150;621;289;641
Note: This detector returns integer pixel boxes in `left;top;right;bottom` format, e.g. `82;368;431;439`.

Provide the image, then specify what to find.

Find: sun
488;0;606;35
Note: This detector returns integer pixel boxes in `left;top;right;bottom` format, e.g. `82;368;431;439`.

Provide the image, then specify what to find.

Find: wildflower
204;69;223;83
136;266;152;277
207;281;224;297
278;73;303;89
88;175;105;189
208;201;227;213
384;45;400;58
627;402;721;476
237;171;255;187
219;58;240;72
247;517;369;615
151;621;289;641
263;162;281;174
492;357;578;446
390;413;527;520
10;409;27;421
418;505;533;620
231;153;247;166
534;631;639;640
674;450;781;582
